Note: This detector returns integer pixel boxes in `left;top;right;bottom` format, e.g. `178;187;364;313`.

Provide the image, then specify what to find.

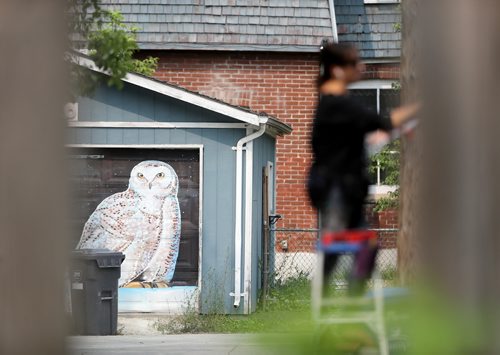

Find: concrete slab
67;334;293;355
118;314;170;335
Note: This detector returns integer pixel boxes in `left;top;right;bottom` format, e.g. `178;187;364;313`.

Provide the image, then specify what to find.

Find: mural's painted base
118;286;198;314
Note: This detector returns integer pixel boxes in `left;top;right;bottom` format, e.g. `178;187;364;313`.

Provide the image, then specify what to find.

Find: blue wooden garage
67;54;291;315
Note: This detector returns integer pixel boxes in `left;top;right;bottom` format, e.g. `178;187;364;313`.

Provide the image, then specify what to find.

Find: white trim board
364;0;400;4
369;185;398;196
67;144;203;149
349;80;397;90
68;121;249;129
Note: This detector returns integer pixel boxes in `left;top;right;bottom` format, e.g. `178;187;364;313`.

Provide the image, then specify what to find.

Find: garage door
69;148;200;286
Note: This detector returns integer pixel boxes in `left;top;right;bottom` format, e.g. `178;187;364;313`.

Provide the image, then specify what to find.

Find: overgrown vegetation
154;276;313;335
154;265;398;335
152;270;404;354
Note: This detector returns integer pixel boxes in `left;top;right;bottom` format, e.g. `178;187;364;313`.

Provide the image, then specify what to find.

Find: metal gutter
136;43;324;53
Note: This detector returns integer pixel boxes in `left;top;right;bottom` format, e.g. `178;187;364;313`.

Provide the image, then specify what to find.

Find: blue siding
250;134;276;312
210;129;239;313
91;128;107;144
77;81;238;123
107;129;124;144
75;128;91;145
123;128;140;144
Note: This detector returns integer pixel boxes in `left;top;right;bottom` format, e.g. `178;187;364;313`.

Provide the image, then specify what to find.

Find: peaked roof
71;53;292;136
99;0;334;52
335;0;401;59
97;0;400;59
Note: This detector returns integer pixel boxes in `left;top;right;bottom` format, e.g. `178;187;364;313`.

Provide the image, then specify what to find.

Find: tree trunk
401;1;500;352
398;0;421;284
0;2;67;354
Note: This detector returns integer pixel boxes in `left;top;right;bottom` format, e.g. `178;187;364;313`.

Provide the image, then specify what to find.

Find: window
348;81;400;190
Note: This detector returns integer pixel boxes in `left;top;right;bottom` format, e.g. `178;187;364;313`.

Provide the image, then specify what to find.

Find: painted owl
77;160;181;287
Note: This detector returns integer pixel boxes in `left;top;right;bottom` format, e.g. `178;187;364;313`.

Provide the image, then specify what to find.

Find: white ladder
311;251;389;355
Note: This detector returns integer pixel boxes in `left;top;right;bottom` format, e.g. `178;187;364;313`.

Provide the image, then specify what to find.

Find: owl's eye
137;173;144;178
157;172;165;178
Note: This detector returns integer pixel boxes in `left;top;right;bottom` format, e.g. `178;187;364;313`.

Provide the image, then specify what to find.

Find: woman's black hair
317;40;358;87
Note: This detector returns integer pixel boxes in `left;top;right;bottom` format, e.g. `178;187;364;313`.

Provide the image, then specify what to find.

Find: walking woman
308;42;419;293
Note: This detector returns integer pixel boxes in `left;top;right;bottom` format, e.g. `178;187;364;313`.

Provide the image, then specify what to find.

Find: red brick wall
364;62;400;80
364;203;398;249
139;50;400;250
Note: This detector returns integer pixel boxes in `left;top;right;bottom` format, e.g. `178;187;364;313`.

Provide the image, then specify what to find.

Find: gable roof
334;0;401;59
99;0;334;52
71;53;292;136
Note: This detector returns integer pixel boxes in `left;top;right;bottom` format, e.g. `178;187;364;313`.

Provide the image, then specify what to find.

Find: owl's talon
123;281;145;288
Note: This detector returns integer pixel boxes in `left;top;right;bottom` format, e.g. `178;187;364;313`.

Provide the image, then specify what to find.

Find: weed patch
154;275;314;334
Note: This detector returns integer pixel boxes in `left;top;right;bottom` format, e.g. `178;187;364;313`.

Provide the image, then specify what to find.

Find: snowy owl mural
77;160;181;287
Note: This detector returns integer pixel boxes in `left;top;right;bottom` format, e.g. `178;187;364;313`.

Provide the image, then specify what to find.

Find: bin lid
72;249;125;268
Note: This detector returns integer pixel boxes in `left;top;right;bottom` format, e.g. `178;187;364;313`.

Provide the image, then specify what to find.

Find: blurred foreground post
0;2;67;354
402;0;500;352
398;0;421;284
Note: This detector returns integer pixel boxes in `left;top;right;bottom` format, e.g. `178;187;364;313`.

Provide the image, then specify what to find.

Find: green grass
153;274;412;354
154;271;490;353
154;276;314;335
155;270;400;335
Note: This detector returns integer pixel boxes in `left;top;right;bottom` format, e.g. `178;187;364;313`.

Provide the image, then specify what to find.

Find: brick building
100;0;401;254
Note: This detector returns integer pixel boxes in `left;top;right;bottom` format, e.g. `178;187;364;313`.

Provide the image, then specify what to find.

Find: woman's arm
390;103;420;128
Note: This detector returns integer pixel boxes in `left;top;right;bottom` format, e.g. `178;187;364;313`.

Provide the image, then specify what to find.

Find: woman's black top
311;94;393;177
308;94;393;210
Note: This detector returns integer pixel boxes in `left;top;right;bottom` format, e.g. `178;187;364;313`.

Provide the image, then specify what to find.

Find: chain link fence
266;228;398;289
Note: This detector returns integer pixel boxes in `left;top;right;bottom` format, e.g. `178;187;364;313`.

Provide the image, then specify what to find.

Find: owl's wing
77;190;138;252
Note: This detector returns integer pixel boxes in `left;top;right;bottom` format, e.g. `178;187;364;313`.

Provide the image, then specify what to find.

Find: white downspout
243;129;254;314
231;120;267;309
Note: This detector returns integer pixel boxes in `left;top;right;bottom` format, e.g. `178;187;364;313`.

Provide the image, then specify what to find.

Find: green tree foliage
88;11;158;89
369;139;401;211
67;1;158;97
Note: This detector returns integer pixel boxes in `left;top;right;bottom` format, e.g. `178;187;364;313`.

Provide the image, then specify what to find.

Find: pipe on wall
231;121;267;309
328;0;339;43
243;130;254;314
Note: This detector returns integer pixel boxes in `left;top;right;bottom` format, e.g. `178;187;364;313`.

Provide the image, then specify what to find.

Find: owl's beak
148;182;153;189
